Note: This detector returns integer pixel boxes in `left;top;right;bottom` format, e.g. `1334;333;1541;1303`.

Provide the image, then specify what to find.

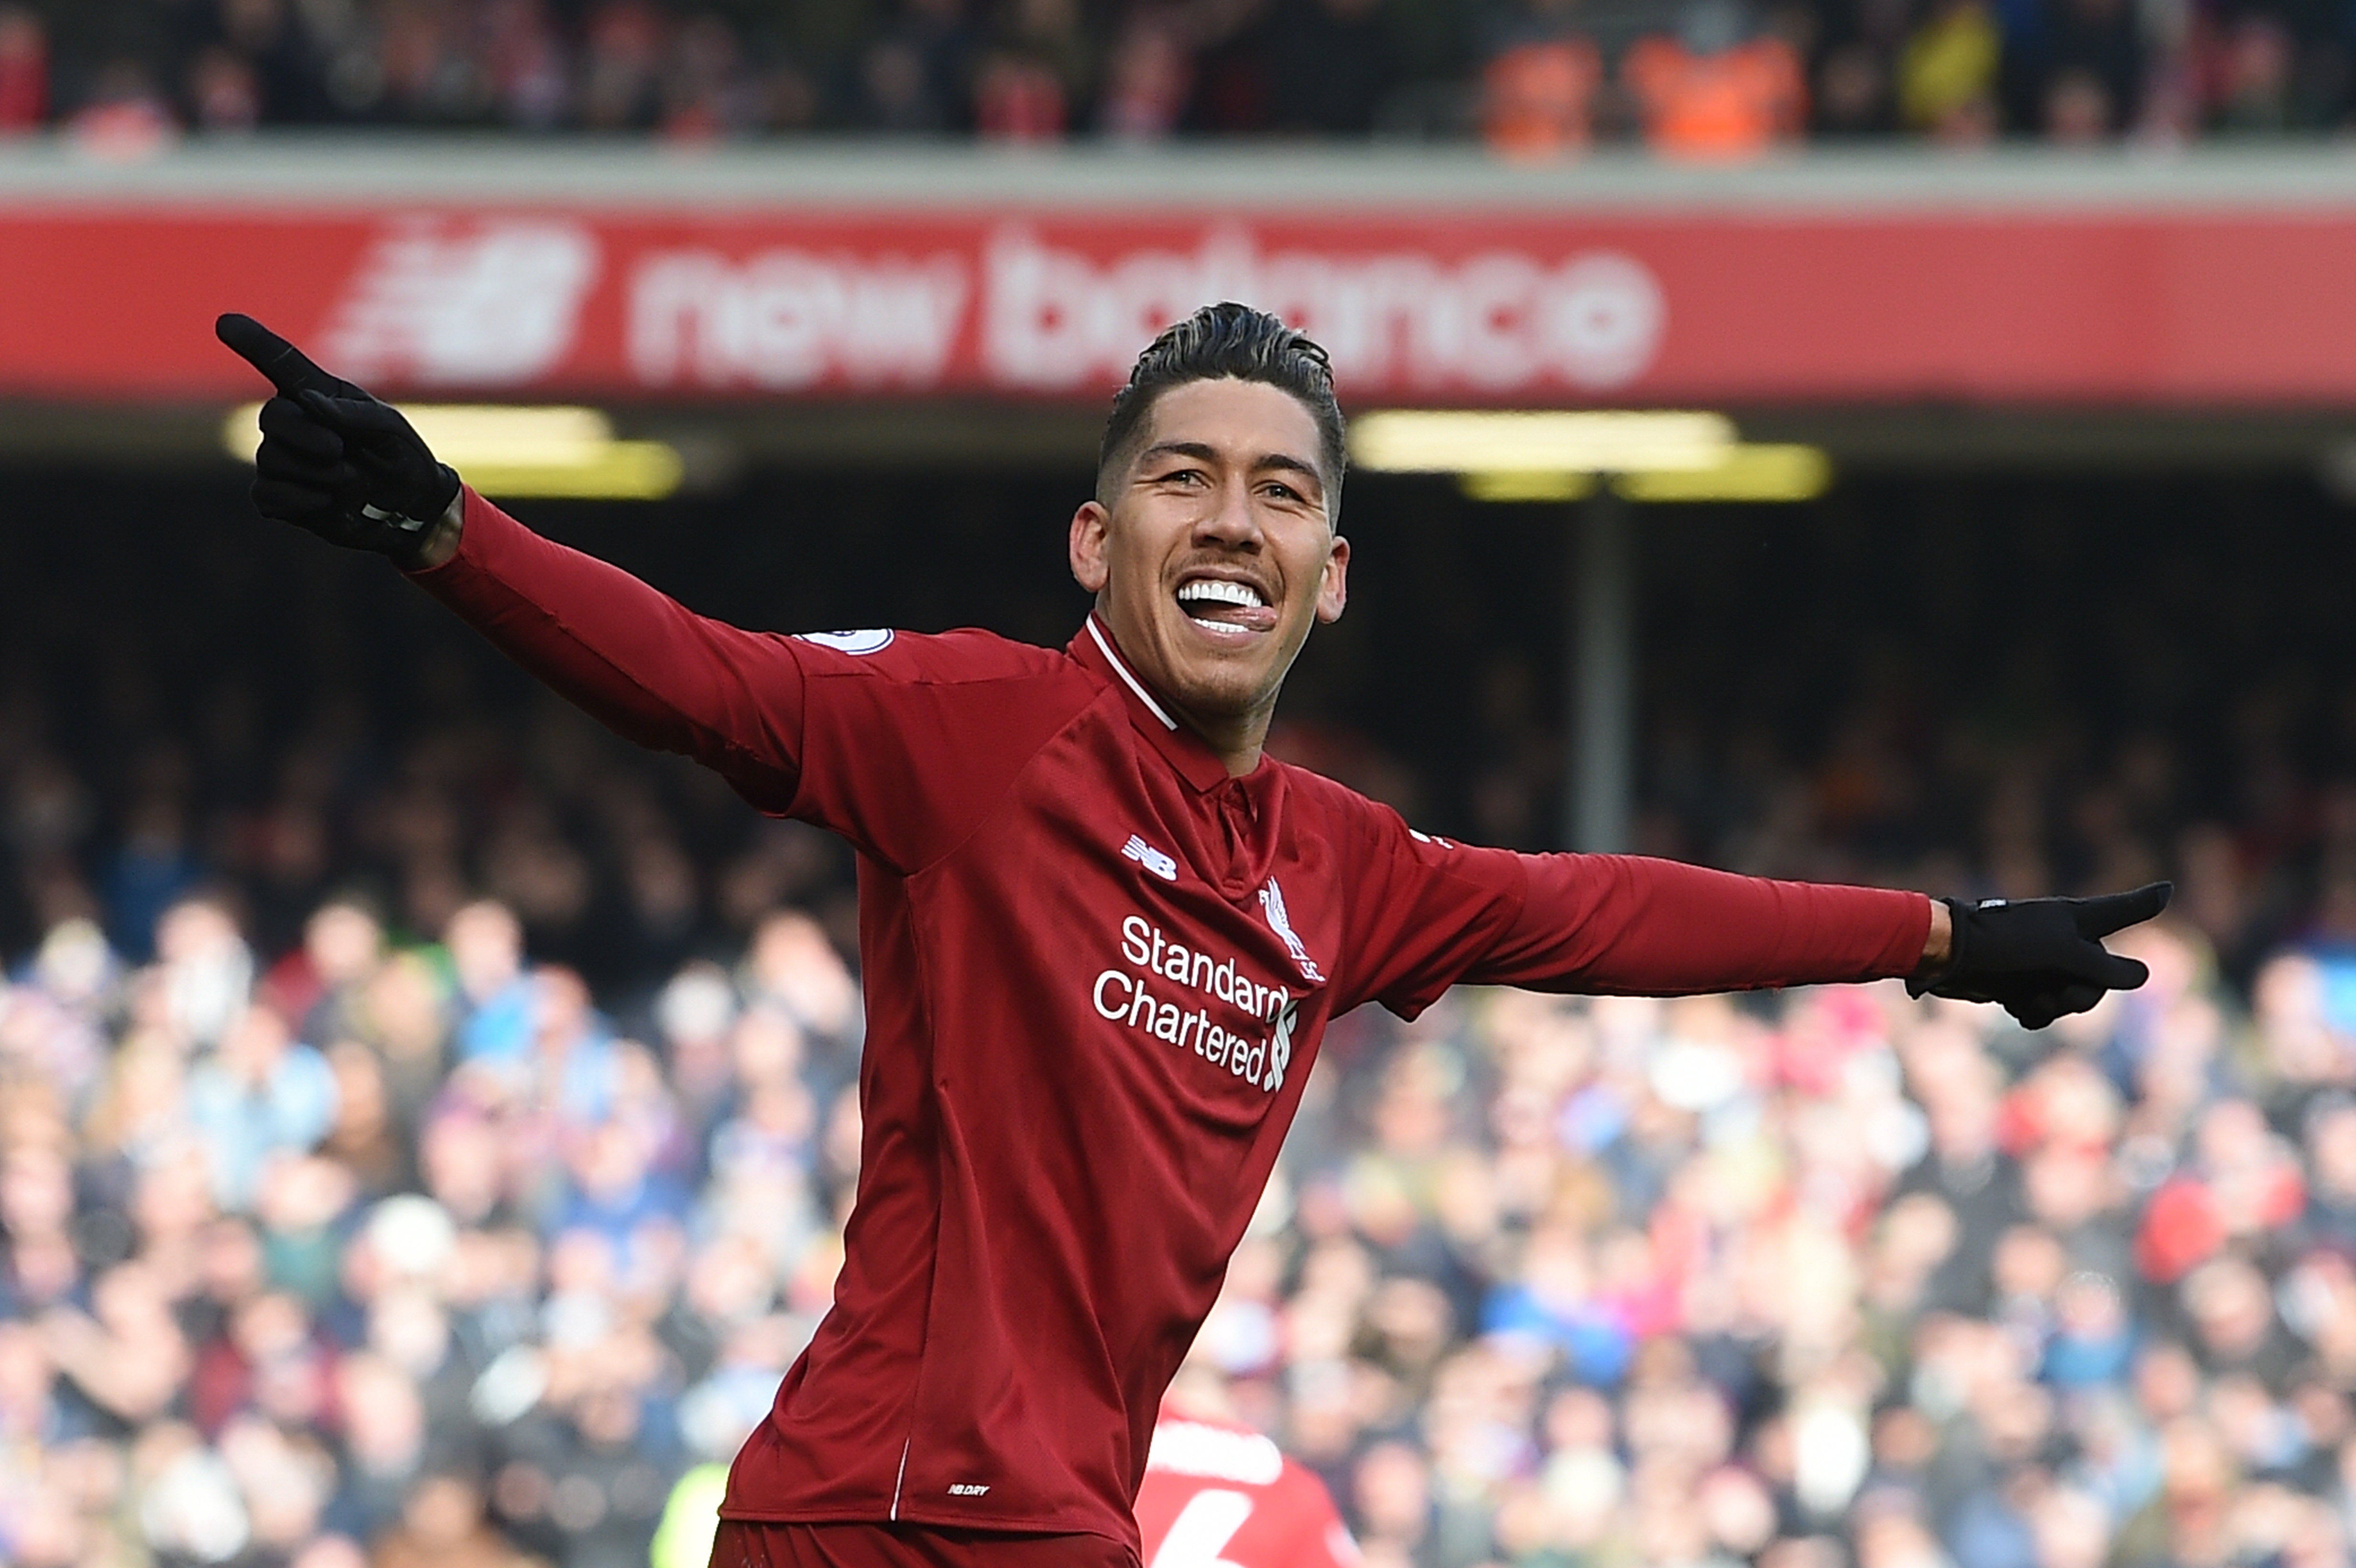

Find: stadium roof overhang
15;140;2351;857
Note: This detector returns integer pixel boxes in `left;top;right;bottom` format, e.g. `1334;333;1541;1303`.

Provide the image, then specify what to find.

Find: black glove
1908;882;2172;1029
215;313;459;564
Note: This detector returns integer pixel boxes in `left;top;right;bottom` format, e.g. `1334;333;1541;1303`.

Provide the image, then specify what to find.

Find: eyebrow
1138;440;1326;496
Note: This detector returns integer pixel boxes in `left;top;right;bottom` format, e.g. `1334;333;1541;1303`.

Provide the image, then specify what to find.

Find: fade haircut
1097;303;1346;521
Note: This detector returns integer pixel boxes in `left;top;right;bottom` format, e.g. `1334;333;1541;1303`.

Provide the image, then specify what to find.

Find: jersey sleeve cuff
400;484;510;581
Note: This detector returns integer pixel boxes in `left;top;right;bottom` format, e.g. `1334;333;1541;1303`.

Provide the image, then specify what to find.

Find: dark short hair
1097;303;1346;518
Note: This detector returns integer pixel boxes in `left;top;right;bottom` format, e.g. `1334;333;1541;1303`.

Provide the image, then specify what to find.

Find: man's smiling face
1068;377;1349;766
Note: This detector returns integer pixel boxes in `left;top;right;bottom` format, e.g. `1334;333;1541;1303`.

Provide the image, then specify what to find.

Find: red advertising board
5;202;2356;406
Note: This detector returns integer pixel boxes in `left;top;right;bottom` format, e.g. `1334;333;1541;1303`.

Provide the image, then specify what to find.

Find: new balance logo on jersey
1123;834;1179;882
1258;878;1323;983
948;1483;990;1496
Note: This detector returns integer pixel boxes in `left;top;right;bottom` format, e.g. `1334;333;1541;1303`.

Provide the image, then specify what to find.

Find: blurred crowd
7;469;2356;1568
10;797;2356;1568
4;0;2355;160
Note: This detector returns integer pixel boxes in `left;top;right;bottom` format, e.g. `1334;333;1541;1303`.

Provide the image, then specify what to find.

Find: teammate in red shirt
216;305;2167;1568
1134;1371;1357;1568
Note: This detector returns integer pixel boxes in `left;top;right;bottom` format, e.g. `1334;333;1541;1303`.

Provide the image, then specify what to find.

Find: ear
1069;500;1112;595
1315;534;1350;624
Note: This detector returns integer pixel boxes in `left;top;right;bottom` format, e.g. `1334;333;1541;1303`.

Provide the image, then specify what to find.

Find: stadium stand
4;0;2353;148
4;458;2356;1568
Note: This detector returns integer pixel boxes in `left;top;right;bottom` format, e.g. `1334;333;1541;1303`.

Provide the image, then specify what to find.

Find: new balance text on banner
10;205;2356;404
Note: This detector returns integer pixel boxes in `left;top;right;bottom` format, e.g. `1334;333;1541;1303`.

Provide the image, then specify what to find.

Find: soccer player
1134;1371;1358;1568
217;304;2166;1568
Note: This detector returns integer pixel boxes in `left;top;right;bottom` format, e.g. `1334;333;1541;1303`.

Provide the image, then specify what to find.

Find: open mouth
1175;575;1278;640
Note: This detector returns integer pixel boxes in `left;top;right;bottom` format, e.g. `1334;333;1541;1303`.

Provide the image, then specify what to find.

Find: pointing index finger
2072;880;2173;941
215;313;340;397
296;388;400;434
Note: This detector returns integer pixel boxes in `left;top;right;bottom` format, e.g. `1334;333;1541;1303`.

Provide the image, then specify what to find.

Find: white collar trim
1087;618;1178;731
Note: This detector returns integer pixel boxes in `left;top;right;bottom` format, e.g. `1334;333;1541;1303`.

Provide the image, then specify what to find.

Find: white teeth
1176;579;1265;610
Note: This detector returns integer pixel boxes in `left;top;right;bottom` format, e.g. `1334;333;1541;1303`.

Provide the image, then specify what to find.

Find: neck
1171;700;1268;778
1090;613;1271;777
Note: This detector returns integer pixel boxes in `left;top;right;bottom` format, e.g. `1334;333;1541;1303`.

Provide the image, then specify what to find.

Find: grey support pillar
1568;488;1635;854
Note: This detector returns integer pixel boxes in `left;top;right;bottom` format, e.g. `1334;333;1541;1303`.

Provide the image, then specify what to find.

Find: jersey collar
1069;615;1237;793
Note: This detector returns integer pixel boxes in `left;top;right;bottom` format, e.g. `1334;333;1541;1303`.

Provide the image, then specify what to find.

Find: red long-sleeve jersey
410;490;1931;1556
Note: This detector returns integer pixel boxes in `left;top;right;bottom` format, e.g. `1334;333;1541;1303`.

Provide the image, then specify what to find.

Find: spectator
1625;0;1808;158
0;5;44;132
658;14;752;140
860;0;976;131
579;0;667;130
2028;0;2142;136
449;901;532;1069
209;0;325;125
1480;0;1604;158
1099;9;1194;138
1897;0;2001;138
106;796;199;959
186;1004;339;1213
19;0;2356;142
974;0;1092;141
61;65;177;158
373;1471;544;1568
260;895;386;1042
485;0;571;129
2218;15;2299;131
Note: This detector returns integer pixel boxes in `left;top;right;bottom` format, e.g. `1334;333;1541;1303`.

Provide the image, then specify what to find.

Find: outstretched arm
1473;855;2163;1028
1345;804;2161;1030
1345;820;1941;1019
217;313;807;808
1467;853;1935;996
405;489;807;807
